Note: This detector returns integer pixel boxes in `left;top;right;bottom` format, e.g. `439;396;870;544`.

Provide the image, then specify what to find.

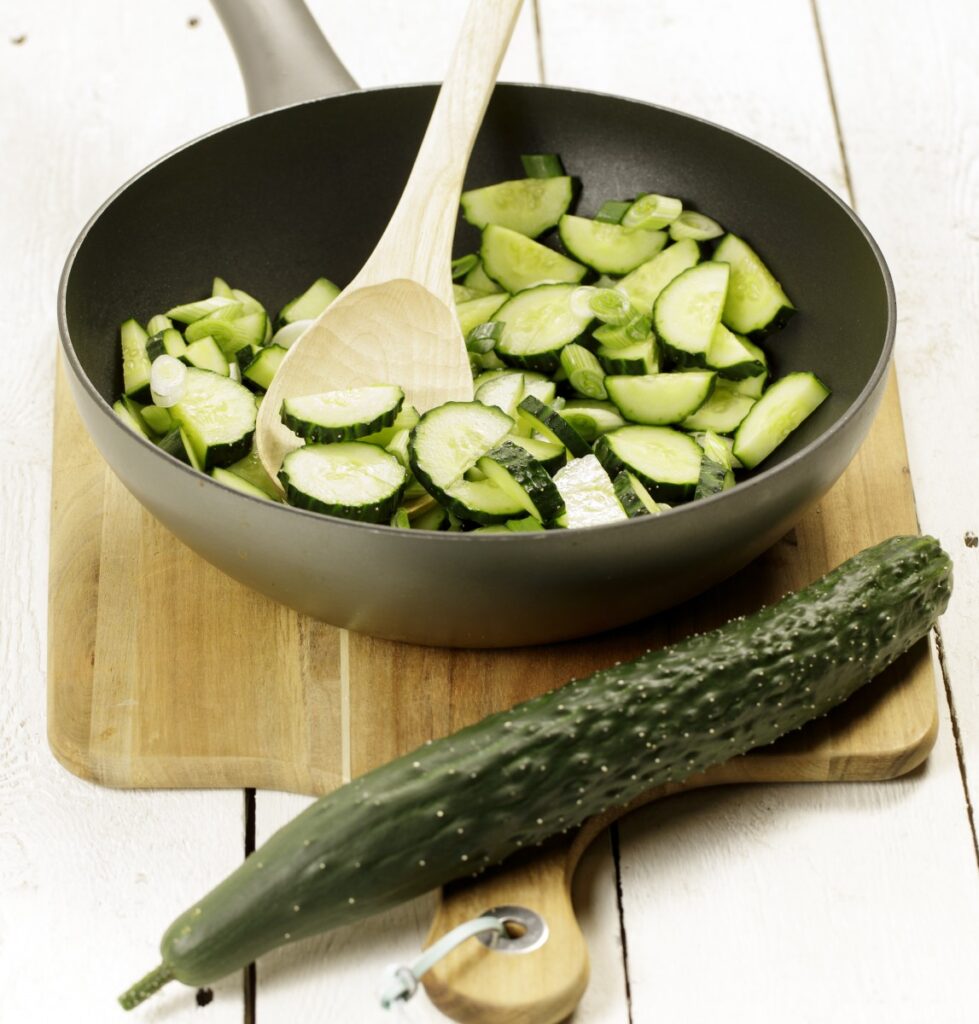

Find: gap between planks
810;0;979;870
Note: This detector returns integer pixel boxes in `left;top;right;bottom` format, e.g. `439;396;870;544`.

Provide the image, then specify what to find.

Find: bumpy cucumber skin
152;537;950;990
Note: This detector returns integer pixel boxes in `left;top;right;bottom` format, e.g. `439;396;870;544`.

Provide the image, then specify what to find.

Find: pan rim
57;81;895;544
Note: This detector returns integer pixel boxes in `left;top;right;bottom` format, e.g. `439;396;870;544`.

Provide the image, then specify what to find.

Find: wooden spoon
257;0;524;481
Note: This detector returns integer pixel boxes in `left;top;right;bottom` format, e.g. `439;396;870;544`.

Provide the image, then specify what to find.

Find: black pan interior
64;84;890;470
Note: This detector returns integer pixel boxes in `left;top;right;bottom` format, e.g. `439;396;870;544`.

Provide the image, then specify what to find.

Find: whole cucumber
120;535;951;1009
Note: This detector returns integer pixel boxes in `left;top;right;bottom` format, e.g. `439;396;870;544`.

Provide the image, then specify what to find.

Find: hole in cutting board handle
476;905;549;954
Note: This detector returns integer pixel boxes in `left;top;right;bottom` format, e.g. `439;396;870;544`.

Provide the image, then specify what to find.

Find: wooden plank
0;3;247;1020
816;0;979;844
540;0;979;1020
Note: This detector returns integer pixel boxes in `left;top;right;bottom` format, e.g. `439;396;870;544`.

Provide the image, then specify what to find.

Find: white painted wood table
2;2;977;1021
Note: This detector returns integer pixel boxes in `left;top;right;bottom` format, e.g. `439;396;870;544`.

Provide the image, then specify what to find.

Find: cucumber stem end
118;963;174;1010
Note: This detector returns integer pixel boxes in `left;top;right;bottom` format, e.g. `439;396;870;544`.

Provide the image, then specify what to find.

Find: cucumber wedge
560;399;627;441
607;372;716;426
461;176;574;238
553;454;627;528
503;433;566;474
170;368;257;470
276;277;341;329
694;457;735;500
733;372;830;468
493;284;593;374
279;442;407;522
281;385;405;444
594;425;703;503
705;324;766;380
714;233;795;336
653;261;730;368
617;239;700;315
242;345;286;392
680;379;757;434
463;261;504;294
456;293;509;338
516;395;592;458
557;215;667;275
439;477;526;525
613;470;662;517
481;224;587;294
596;338;659;376
121;319;152;402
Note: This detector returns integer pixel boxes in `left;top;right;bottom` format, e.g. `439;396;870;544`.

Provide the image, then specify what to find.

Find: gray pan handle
210;0;358;114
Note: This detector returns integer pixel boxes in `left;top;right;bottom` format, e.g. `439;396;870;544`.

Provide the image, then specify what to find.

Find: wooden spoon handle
353;0;524;298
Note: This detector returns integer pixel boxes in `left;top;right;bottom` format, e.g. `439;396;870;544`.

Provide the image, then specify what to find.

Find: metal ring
476;905;549;954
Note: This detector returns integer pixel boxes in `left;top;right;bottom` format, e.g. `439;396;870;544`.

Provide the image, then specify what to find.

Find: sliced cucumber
412;504;448;531
183;336;230;376
681;379;757;434
146;313;174;335
279;442;406;522
409;402;513;496
504;434;566;474
453;283;487;303
594;425;703;503
607;371;716;426
714;233;794;336
481;224;586;294
596;338;659;375
359;405;420;448
617;239;700;315
690;430;743;471
694;457;735;500
141;404;174;436
461;177;573;238
463;260;504;295
733;372;830;469
705;324;766;379
227;447;282;500
167;296;238;324
456;293;509;340
212;466;273;501
477;441;565;523
653;261;729;368
561;399;627;441
592;316;653;350
242;344;286;392
281;385;404;444
614;470;662;517
493;283;593;374
113;397;152;437
558;215;667;275
506;515;545;532
553;454;627;528
170;368;257;470
121;319;152;402
439;476;526;525
475;371;525;420
276;277;341;329
516;395;592;458
146;327;187;363
186;307;267;357
156;427;191;464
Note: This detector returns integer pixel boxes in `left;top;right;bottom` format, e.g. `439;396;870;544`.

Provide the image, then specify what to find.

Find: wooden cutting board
48;358;936;1024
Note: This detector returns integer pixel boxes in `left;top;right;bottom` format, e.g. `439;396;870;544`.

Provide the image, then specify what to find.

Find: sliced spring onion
669;210;724;241
560;343;607;400
465;320;504;354
622;194;683;231
587;288;635;326
594;200;631;224
451;253;480;279
520;153;565;178
271;319;312;349
570;286;599;319
149;355;187;408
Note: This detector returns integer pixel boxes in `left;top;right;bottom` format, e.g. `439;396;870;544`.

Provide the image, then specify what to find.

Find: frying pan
57;0;894;648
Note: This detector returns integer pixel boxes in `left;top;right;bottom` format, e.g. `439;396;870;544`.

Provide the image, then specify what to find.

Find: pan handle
210;0;358;114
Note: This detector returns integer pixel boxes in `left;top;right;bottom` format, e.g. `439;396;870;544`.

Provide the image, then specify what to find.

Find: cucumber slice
281;385;404;444
170;368;257;470
155;427;191;464
733;372;830;468
516;395;592;458
592;316;653;350
456;293;509;338
186;307;268;357
506;515;545;532
669;210;723;242
680;379;757;434
557;215;667;275
113;397;152;437
453;283;488;303
477;441;566;523
561;399;627;441
694;457;735;500
463;260;504;295
227;447;283;500
493;283;593;374
617;239;700;315
475;371;525;420
183;336;230;376
140;404;174;437
594;425;703;503
596;338;659;375
412;504;448;531
211;466;274;501
451;253;479;280
276;277;341;329
167;296;238;324
279;442;407;522
409;401;513;495
553;454;627;528
690;430;743;471
522;374;557;406
705;324;766;379
481;224;586;294
613;471;662;517
653;261;730;368
461;176;573;238
212;277;234;298
242;345;286;392
146;327;187;362
440;476;526;525
607;372;716;426
504;433;566;474
714;234;794;336
359;405;420;448
121;319;152;402
146;314;174;335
